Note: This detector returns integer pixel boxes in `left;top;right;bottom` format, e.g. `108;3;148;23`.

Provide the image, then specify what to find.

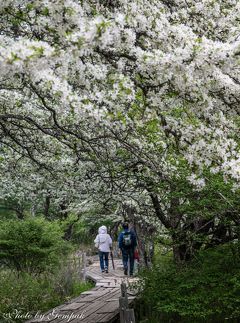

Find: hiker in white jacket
94;225;112;273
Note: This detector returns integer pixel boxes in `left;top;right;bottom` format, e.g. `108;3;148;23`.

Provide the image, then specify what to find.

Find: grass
0;263;93;323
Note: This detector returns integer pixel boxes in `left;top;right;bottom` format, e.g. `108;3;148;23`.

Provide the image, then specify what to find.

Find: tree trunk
44;195;51;218
59;202;69;219
64;223;74;240
15;206;24;219
172;232;192;263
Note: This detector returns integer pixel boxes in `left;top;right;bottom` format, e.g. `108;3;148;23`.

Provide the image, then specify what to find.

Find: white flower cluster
0;0;239;223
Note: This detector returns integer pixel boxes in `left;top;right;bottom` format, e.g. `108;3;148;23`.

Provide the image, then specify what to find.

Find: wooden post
119;282;136;323
121;282;127;297
125;309;135;323
119;296;128;323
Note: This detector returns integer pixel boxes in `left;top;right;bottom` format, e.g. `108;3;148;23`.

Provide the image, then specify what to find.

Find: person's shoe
105;268;108;273
101;270;105;273
130;273;133;277
124;268;128;275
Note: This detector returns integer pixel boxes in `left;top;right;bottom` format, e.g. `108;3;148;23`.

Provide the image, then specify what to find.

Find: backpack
122;231;132;248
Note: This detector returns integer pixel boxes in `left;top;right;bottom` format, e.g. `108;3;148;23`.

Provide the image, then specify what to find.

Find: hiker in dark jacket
118;222;137;276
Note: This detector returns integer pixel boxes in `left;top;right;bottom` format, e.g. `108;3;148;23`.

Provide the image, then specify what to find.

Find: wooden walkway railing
25;257;137;323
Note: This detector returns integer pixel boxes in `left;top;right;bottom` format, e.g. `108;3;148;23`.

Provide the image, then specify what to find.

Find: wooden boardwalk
26;258;137;323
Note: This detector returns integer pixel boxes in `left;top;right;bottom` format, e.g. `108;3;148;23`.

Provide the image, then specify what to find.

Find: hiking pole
110;251;115;270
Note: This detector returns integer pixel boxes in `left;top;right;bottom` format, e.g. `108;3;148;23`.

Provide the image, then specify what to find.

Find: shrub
138;242;240;322
0;217;71;273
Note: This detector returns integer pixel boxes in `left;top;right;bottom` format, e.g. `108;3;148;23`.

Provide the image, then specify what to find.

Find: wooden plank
26;289;99;323
56;287;101;304
76;299;119;323
86;273;103;282
96;310;120;323
40;308;88;323
83;290;110;297
74;290;111;302
48;289;120;323
96;300;119;313
81;289;94;295
80;313;111;323
60;302;86;311
96;283;121;288
25;304;67;322
106;296;135;302
70;289;121;323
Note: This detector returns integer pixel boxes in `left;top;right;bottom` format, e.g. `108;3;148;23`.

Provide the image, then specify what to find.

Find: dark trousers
99;251;109;271
122;248;134;275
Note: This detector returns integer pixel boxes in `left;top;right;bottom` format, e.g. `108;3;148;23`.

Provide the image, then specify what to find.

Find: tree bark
44;195;51;218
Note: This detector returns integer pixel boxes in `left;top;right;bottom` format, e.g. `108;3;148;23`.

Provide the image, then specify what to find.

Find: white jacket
94;225;112;252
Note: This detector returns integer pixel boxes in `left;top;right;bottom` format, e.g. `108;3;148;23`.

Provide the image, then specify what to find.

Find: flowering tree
0;0;240;260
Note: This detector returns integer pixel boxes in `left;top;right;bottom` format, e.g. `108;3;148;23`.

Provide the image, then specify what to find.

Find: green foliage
0;204;16;220
0;268;93;323
70;218;113;245
0;216;92;322
0;217;71;273
138;242;240;322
